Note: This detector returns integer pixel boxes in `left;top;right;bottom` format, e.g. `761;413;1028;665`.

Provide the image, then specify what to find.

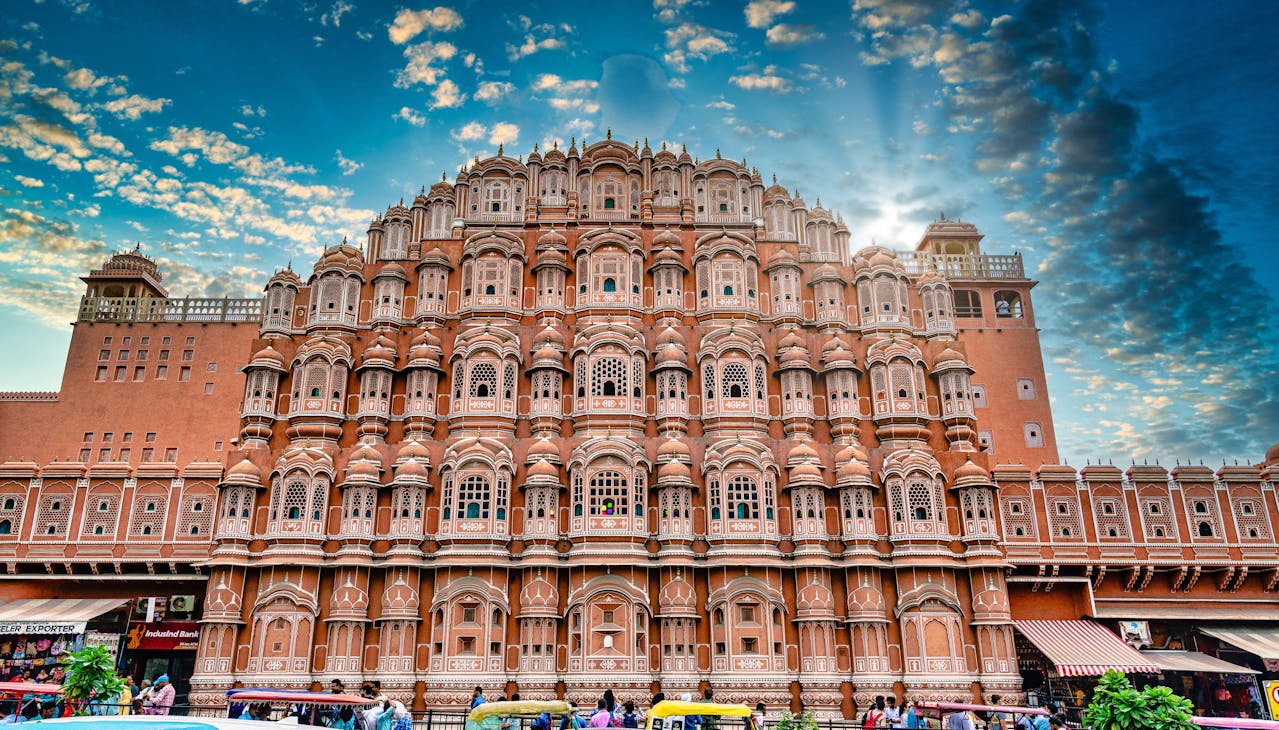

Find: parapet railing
77;296;264;323
897;252;1026;280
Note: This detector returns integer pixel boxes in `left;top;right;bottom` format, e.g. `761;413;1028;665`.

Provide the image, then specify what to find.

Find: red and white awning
0;597;127;634
1014;619;1159;677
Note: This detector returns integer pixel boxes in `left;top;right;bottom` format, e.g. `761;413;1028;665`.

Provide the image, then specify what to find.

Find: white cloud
320;1;354;27
388;6;463;44
429;78;464;109
744;0;795;29
664;23;733;74
102;94;171;120
474;80;514;103
451;121;486;141
239;104;266;117
14;175;44;188
488;122;519;146
706;99;735;110
63;67;115;94
394;41;458;88
652;0;694;24
393;107;427;126
335;149;362;175
503;21;575;61
531;74;600;113
766;23;824;45
729;67;793;93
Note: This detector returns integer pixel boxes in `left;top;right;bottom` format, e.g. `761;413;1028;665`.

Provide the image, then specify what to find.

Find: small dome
397;439;430;462
779;348;810;367
936;347;965;363
789;463;823;481
824;345;855;365
657;343;686;366
789;440;819;463
868;252;896;268
347;459;380;481
394;458;428;479
656;325;685;348
652;247;684;266
813;263;841;281
1266;441;1279;465
527;459;559;479
658;576;697;612
226;457;261;482
520;574;560;614
533;343;564;366
953;459;991;488
797;581;835;613
249;344;287;368
658;437;691;460
653;228;682;248
526;437;560;463
537;229;567;246
658;460;692;481
267;268;302;288
778;329;805;350
838;459;871;479
374;262;407;280
534;324;565;349
351;442;381;463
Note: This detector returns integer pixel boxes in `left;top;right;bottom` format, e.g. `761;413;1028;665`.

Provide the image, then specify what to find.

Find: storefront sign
0;622;85;635
83;632;121;662
1265;680;1279;720
125;622;199;651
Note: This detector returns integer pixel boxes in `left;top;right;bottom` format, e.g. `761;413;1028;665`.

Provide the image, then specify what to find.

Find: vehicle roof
647;701;751;719
0;681;63;694
228;690;375;705
917;702;1048;716
468;701;573;721
37;718;271;730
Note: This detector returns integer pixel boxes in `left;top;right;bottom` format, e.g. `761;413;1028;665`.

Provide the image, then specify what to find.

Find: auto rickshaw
644;700;752;730
226;689;377;724
467;700;575;730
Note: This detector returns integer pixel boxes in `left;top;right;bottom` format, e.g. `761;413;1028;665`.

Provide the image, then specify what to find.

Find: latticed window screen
721;362;750;399
35;494;71;536
130;494;167;537
1186;495;1223;539
1001;497;1036;539
1140;498;1175;539
591;357;628;397
632;359;644;398
82;495;120;537
714;259;743;295
476;257;506;295
0;494;24;536
469;362;498;398
874;279;896;313
279;481;308;521
702;364;716;399
496;474;509;521
1048;497;1082;538
503;363;516;400
1093;497;1130;539
1234;498;1272;540
890;363;915;402
458;475;491;519
726;475;759;519
394;487;425;521
907;480;934;522
177;494;215;537
754;364;766;401
588;471;630;516
592;253;626;294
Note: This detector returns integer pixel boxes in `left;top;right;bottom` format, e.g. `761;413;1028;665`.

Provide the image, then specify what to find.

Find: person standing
883;697;902;729
749;703;766;730
589;701;614;728
148;676;175;716
901;701;919;730
471;687;486;709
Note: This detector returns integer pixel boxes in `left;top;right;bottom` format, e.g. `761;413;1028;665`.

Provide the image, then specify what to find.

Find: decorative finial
606;128;612;140
644;136;649;146
497;143;504;156
715;147;721;159
662;141;667;151
518;154;523;163
570;136;575;148
134;241;141;251
420;185;425;195
940;210;945;221
342;235;348;245
681;143;687;153
634;139;639;152
772;173;777;185
816;197;821;207
442;170;447;181
533;143;539;153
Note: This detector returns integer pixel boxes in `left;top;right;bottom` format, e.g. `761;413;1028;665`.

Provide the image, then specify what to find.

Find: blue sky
0;0;1275;463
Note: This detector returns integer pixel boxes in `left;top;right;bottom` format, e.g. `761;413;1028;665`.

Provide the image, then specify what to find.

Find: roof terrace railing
77;296;264;323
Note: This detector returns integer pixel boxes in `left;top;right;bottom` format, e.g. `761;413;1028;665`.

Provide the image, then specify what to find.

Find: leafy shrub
1082;670;1195;730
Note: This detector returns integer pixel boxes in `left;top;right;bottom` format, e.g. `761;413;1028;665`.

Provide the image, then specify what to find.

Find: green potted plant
60;645;126;716
774;710;818;730
1083;670;1196;730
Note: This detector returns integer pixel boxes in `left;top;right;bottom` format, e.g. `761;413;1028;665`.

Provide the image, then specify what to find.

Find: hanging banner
0;621;85;634
125;622;199;651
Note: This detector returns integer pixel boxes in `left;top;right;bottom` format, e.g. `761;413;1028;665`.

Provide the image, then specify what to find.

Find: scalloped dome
779;348;810;366
520;574;560;613
778;329;806;350
395;458;428;479
226;457;261;481
375;262;407;280
789;440;819;463
653;228;682;248
838;459;872;479
249;344;286;367
397;439;430;461
790;463;823;481
526;437;560;463
658;437;691;460
658;576;697;611
813;263;841;280
797;581;835;612
527;459;559;479
936;347;965;363
1266;441;1279;465
954;459;990;482
656;325;685;347
657;343;686;366
658;460;692;481
868;252;896;268
537;229;567;246
347;459;380;480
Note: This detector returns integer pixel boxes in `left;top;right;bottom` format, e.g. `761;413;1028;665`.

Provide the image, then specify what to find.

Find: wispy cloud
744;0;794;29
387;6;463;45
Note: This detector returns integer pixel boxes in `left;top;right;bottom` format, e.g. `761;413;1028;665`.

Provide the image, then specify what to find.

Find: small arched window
0;520;11;535
1198;521;1214;537
603;278;617;293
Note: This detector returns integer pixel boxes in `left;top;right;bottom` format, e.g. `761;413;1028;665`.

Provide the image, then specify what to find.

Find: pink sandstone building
2;138;1278;717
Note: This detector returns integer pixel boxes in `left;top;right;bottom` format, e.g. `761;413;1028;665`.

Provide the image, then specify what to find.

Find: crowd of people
854;695;1071;729
0;670;175;720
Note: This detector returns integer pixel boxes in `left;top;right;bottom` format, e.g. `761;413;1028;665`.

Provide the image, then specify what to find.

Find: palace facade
2;137;1277;716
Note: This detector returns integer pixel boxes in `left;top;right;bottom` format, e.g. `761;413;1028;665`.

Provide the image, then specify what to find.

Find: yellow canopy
647;701;752;720
468;701;574;722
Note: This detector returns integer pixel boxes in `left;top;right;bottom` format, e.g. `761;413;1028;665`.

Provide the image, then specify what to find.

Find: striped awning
1201;626;1279;661
1014;620;1159;677
0;597;128;634
1141;650;1258;675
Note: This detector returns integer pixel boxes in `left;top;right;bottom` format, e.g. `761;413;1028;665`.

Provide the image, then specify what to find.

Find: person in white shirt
882;697;902;729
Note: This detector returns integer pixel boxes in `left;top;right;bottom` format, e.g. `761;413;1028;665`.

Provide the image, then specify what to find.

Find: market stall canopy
1200;626;1279;661
1141;650;1259;675
0;682;63;695
0;598;127;635
1191;718;1279;729
1013;619;1159;677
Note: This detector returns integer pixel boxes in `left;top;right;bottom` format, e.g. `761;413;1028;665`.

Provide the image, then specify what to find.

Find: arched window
588;470;629;516
469;362;497;399
721;362;749;399
726;475;759;520
0;520;10;535
458;475;491;520
1198;521;1213;537
591;357;628;398
603;278;617;293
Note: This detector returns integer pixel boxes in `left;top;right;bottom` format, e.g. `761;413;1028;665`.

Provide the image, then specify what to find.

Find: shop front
1139;649;1262;719
1013;619;1160;721
121;621;200;709
0;598;129;683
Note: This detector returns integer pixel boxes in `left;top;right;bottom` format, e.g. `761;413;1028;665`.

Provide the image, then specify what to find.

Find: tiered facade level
2;138;1278;716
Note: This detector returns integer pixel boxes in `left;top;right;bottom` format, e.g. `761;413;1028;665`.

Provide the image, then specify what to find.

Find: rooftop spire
497;143;504;156
606;127;612;140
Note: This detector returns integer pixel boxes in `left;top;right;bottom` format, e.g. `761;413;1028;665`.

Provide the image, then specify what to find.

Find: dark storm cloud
850;0;1279;458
